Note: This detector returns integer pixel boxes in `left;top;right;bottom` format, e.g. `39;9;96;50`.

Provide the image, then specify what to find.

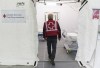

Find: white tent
0;0;39;66
76;0;100;68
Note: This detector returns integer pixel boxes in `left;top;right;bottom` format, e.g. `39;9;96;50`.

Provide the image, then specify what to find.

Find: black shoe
52;61;55;66
51;60;55;66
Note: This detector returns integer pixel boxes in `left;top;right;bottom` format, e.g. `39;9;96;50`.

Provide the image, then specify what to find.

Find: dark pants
47;37;57;60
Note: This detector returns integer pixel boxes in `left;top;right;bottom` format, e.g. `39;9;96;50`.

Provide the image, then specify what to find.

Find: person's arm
57;22;61;40
43;23;46;39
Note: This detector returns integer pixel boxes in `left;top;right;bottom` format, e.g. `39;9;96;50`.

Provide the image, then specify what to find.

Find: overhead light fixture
78;0;80;2
36;0;46;5
56;1;77;4
36;0;79;5
45;2;57;6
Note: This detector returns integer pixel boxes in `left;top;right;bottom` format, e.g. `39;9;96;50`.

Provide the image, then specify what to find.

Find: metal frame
79;0;88;11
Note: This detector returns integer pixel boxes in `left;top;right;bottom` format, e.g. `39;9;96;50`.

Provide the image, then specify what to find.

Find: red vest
45;20;58;36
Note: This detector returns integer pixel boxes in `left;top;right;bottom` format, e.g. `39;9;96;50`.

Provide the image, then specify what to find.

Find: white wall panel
36;2;80;32
0;0;39;65
76;0;100;68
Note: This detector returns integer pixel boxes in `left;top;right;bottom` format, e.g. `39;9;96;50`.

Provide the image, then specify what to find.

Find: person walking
43;13;61;65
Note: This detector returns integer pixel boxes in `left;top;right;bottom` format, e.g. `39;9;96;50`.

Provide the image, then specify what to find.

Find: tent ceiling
36;0;81;11
36;0;78;1
35;0;86;3
35;0;87;2
37;0;76;1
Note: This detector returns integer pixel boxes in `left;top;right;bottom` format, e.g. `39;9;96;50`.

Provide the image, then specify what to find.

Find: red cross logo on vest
46;21;57;32
47;22;55;30
45;21;58;36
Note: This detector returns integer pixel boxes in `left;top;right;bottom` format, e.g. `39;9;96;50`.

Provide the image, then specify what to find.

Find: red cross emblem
3;14;6;18
93;9;100;19
47;22;55;30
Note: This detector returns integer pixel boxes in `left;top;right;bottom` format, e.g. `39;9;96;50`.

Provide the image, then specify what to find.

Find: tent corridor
37;39;81;68
1;0;100;68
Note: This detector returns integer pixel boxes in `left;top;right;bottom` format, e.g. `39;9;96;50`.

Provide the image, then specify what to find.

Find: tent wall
76;0;100;68
0;0;38;65
36;2;80;33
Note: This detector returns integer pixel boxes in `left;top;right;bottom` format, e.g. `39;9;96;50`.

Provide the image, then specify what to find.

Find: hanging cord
32;0;34;3
44;0;46;5
32;0;36;7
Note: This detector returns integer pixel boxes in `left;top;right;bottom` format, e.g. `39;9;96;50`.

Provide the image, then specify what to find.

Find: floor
37;61;81;68
0;39;85;68
37;39;82;68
